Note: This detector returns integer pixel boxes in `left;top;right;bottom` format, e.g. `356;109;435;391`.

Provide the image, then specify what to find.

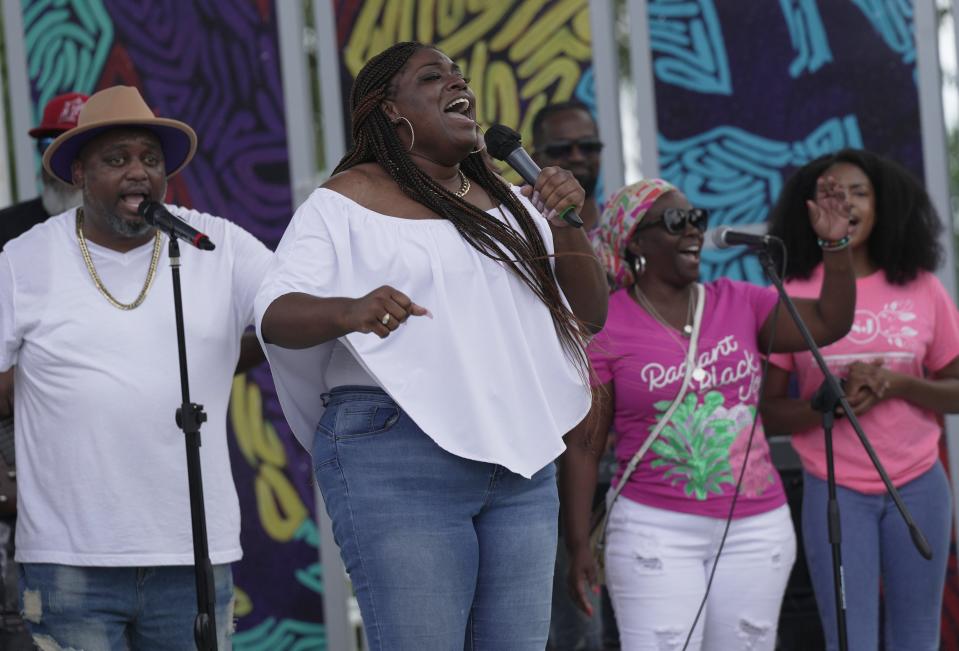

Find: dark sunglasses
636;208;709;235
36;136;56;155
540;137;604;159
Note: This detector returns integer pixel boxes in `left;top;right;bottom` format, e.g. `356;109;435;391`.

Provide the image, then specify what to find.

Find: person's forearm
261;293;353;349
551;228;608;333
887;374;959;414
559;422;607;552
814;248;856;345
761;396;823;434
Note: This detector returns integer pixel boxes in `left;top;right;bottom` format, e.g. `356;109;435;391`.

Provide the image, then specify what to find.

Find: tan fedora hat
43;85;197;185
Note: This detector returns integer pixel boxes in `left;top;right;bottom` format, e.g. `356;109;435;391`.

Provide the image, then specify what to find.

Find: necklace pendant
682;324;693;337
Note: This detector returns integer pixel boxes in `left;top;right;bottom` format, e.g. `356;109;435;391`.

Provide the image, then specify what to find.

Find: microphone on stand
711;226;781;250
138;200;215;251
484;124;584;228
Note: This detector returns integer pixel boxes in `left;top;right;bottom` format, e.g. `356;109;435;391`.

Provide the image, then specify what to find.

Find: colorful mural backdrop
646;0;918;284
642;2;959;647
20;1;325;648
333;0;597;184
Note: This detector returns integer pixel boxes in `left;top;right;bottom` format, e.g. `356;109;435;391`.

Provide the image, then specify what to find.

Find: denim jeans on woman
313;386;559;651
19;562;234;650
802;461;951;651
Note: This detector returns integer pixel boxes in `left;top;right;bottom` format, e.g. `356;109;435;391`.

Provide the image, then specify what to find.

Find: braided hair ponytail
334;42;590;376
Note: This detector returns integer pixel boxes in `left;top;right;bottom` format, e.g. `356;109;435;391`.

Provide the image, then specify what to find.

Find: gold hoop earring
632;254;646;279
470;126;486;155
395;116;415;152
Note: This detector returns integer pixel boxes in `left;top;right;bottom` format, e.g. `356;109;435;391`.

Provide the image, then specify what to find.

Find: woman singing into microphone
255;41;607;650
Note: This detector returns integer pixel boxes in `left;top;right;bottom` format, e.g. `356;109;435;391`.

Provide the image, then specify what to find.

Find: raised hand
343;285;429;338
807;175;852;242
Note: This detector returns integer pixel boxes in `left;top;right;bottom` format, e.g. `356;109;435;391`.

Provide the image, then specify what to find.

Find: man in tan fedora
0;85;270;649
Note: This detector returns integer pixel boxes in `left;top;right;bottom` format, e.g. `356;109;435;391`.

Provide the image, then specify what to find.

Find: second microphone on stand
711;226;781;250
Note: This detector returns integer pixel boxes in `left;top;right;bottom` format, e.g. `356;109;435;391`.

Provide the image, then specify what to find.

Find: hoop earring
394;116;415;152
632;254;646;279
470;126;486;155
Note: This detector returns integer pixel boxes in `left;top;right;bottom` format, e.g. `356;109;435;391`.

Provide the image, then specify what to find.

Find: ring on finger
381;313;391;325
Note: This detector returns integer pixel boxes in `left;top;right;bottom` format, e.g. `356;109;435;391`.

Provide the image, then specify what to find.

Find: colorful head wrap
592;178;677;290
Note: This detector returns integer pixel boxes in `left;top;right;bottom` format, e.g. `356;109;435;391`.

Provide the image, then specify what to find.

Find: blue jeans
19;563;234;650
313;386;559;651
802;462;951;651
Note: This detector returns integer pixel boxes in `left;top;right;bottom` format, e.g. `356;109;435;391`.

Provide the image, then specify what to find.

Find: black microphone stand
166;236;218;651
758;249;931;651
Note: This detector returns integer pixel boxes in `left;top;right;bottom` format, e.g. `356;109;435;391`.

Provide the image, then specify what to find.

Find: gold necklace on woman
453;170;470;197
632;284;694;338
76;208;164;310
632;284;706;382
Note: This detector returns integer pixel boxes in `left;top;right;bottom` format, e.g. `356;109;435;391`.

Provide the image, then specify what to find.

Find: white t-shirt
0;206;271;566
255;187;591;479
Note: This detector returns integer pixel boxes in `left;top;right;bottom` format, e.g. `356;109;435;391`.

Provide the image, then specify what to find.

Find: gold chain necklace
632;284;706;383
76;209;163;310
632;285;694;338
453;170;470;197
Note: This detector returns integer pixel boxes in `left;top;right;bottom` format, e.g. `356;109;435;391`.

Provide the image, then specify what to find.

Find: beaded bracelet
817;235;850;252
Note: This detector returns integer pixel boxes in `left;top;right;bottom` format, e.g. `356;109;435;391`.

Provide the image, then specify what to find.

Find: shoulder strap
604;282;705;509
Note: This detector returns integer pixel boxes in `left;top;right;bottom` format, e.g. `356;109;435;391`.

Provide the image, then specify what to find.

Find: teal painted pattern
22;0;113;121
659;116;863;281
851;0;915;66
778;0;833;77
233;618;328;651
649;0;732;95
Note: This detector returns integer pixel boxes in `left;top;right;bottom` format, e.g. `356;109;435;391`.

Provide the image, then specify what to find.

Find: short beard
105;211;153;238
41;179;82;216
81;185;154;239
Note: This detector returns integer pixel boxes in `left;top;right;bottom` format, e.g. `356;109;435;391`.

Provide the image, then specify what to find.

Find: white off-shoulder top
254;187;591;478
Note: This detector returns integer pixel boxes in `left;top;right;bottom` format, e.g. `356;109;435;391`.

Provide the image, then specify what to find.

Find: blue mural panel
646;0;922;283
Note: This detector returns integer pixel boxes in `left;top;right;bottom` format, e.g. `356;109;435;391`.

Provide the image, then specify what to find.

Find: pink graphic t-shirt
589;279;786;518
769;268;959;493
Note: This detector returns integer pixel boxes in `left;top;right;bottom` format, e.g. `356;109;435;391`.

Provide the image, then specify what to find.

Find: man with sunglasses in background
0;92;88;251
532;100;604;232
0;91;87;651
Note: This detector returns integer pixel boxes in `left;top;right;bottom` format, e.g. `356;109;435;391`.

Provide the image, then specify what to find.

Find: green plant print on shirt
649;391;741;500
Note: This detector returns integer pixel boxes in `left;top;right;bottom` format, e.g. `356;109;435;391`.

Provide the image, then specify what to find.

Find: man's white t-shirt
0;206;271;566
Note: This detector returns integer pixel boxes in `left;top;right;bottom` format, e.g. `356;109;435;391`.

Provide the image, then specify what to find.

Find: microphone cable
681;240;789;650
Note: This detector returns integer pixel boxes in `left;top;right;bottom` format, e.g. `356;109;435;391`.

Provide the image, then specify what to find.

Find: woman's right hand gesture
807;175;852;242
343;285;429;338
567;544;599;616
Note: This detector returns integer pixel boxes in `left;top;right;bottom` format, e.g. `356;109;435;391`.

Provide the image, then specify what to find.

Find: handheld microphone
484;124;584;228
138;200;215;251
711;226;780;250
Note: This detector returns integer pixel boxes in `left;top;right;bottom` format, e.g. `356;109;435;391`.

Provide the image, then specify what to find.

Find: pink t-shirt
769;268;959;493
589;278;786;518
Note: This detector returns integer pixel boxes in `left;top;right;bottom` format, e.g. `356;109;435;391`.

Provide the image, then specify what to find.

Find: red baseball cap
29;92;89;139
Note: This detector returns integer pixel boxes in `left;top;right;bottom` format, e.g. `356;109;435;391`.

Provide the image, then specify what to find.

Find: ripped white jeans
604;499;796;651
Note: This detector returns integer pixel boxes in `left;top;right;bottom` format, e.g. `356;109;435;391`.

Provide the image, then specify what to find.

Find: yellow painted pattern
342;0;592;166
